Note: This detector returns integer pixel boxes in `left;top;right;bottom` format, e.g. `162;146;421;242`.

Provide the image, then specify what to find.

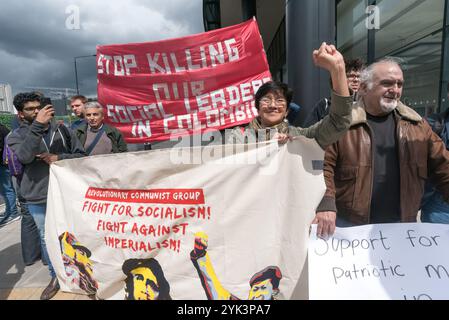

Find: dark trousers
12;176;43;265
20;202;44;265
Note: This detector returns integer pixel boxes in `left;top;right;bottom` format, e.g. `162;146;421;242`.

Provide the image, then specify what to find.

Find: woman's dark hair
254;81;293;110
13;92;41;112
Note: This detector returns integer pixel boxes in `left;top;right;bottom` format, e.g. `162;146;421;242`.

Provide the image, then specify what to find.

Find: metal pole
367;0;377;64
74;54;96;96
74;57;79;95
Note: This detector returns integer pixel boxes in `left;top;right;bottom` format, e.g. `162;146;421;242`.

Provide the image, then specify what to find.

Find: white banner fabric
46;138;324;300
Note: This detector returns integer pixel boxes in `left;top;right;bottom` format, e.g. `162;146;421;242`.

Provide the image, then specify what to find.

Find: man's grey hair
84;101;103;113
360;57;404;90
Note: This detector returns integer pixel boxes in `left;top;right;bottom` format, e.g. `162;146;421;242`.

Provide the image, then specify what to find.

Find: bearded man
312;58;449;237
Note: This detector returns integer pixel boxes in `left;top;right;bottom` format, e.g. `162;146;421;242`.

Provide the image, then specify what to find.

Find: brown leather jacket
320;100;449;225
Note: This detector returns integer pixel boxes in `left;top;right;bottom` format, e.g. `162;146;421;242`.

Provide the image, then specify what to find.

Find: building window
266;17;286;83
374;0;445;114
203;0;221;31
337;0;369;61
337;0;445;113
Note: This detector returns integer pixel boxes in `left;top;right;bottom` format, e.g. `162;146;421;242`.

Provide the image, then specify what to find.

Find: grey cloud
0;0;204;97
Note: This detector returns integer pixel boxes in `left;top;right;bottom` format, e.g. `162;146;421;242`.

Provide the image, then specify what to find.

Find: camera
40;97;52;107
40;97;55;116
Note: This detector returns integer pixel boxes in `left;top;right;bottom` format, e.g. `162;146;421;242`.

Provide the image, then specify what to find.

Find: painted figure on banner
59;232;98;295
190;232;283;300
122;258;172;300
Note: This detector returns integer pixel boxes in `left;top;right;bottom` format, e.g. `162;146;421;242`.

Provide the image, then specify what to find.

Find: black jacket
8;121;86;204
0;123;10;158
303;98;331;127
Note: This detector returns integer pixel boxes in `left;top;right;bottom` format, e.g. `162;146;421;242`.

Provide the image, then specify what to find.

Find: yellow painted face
74;250;89;265
131;267;159;300
74;250;93;275
62;236;76;260
61;233;93;275
248;279;273;300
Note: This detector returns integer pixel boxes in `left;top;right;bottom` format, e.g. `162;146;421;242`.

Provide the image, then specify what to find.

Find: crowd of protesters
0;92;127;299
1;41;449;300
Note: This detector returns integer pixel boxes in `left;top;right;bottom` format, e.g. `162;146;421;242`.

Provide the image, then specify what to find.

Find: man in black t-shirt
312;58;449;238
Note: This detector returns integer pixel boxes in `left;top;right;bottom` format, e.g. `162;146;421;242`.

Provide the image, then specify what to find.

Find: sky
0;0;204;98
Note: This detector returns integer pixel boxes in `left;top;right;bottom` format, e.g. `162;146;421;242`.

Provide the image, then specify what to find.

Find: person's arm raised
289;42;353;148
312;42;350;97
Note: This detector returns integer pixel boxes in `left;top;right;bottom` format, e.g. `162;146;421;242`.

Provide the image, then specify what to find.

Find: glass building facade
211;0;449;115
338;0;448;115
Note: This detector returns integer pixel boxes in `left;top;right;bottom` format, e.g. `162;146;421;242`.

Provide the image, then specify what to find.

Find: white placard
309;223;449;300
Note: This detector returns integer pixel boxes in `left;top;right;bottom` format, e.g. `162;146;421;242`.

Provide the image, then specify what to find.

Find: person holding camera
8;92;86;300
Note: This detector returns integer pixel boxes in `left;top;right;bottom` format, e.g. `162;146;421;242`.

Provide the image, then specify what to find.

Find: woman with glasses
227;42;353;149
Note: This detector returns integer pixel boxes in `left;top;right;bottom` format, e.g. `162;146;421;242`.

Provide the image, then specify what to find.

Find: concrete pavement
0;205;90;300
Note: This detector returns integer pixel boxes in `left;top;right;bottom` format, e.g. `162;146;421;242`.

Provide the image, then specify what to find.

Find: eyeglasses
347;73;361;80
23;105;42;112
259;97;287;107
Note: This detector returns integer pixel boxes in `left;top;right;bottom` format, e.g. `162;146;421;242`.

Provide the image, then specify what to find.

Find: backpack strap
0;124;9;155
85;127;105;155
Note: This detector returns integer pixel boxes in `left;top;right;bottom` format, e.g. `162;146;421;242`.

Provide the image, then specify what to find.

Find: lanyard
42;128;56;153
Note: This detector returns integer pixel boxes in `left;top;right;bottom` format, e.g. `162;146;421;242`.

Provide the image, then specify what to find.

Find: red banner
85;187;205;204
97;19;271;143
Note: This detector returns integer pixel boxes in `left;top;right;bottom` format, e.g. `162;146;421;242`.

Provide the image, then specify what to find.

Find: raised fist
193;231;208;257
312;42;345;73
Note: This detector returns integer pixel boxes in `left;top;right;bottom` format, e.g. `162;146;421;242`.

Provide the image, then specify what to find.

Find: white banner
309;223;449;300
45;138;325;300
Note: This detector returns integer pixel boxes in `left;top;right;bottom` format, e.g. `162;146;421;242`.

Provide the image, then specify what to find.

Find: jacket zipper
365;122;374;224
